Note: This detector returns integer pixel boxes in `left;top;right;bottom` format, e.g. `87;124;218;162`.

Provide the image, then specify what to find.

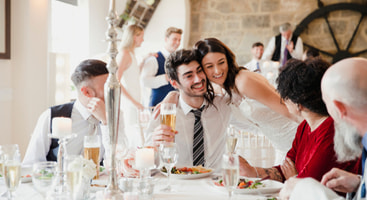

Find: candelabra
103;0;124;199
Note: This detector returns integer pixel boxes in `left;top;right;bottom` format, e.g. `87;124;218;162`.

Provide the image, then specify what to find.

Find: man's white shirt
145;95;232;171
22;99;125;166
262;34;303;66
141;48;171;89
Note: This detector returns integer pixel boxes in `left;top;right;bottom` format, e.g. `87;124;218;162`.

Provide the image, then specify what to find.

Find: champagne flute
222;153;239;200
159;142;178;192
83;135;100;179
1;144;21;200
226;126;238;154
66;155;83;200
32;161;57;198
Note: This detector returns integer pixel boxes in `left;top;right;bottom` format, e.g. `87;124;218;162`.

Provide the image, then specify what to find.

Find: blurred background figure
141;27;183;107
262;22;303;68
302;48;320;61
245;42;264;72
117;24;145;148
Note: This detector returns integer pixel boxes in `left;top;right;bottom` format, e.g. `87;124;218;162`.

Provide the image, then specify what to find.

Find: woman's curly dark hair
276;58;330;116
194;38;241;100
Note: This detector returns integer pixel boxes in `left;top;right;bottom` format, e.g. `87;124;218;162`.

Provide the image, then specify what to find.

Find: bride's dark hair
194;38;242;100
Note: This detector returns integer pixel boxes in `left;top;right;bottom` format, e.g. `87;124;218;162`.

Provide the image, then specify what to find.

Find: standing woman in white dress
117;24;145;148
194;38;302;164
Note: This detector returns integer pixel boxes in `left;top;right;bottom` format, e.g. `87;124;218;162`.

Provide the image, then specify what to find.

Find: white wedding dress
119;51;143;148
230;92;298;165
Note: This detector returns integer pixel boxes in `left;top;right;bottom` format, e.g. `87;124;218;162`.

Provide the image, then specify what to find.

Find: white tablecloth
0;173;279;200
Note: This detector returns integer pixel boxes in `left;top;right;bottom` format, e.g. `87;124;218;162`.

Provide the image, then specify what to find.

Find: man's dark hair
252;42;264;48
306;48;320;59
165;49;215;105
71;59;108;88
277;58;330;116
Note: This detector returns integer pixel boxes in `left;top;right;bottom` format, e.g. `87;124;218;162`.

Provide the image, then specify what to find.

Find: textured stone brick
242;15;270;28
260;0;280;12
216;2;232;13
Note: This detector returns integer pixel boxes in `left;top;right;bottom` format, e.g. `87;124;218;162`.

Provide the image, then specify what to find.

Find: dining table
0;170;281;200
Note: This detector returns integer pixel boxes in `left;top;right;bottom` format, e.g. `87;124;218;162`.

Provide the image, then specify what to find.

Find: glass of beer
160;103;177;131
84;135;100;179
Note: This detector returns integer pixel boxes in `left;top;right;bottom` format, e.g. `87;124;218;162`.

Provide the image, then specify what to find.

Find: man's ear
170;79;179;89
333;100;347;119
80;86;93;98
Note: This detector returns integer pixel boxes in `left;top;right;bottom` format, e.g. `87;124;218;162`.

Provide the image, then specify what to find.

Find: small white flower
82;158;97;180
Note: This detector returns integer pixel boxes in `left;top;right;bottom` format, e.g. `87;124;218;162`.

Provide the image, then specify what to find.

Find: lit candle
52;117;72;138
135;148;154;169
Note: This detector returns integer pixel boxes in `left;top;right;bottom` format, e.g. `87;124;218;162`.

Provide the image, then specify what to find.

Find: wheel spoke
351;49;367;57
346;14;365;51
303;43;334;57
323;15;340;51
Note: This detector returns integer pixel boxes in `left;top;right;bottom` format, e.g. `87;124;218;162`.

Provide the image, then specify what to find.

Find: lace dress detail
230;92;298;165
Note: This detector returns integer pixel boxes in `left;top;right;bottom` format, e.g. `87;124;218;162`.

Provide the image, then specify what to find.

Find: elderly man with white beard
279;57;367;200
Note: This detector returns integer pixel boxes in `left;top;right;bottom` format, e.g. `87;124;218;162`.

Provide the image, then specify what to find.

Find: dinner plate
213;177;283;195
160;167;215;180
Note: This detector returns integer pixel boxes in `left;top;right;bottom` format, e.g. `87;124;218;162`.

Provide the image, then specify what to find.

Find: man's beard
334;120;363;162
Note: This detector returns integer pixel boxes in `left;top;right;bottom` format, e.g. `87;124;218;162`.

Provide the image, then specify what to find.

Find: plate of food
213;176;283;194
21;166;33;183
160;166;214;179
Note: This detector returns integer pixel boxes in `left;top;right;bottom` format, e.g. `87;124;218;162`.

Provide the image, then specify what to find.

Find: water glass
32;161;57;198
1;144;21;200
222;153;239;200
84;135;100;179
159;142;178;192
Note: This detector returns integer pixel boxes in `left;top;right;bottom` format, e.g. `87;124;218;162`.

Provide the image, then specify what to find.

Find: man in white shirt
145;49;232;171
141;27;183;107
245;42;264;72
262;22;303;67
279;58;367;200
23;59;125;166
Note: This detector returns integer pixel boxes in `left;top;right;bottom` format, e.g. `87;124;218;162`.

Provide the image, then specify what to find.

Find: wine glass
159;142;178;192
226;126;238;154
66;155;83;200
222;153;239;200
1;144;21;200
138;107;153;146
32;161;57;198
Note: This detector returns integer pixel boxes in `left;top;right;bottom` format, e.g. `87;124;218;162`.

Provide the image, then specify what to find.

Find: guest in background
302;48;320;61
239;58;360;183
262;22;303;67
244;42;264;72
145;49;232;171
117;24;145;147
279;58;367;200
141;27;182;107
23;59;126;166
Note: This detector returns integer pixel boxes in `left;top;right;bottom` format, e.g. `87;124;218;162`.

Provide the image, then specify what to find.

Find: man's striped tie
191;107;205;166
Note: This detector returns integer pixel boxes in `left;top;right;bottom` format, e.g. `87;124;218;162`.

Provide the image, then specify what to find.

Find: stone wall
189;0;367;64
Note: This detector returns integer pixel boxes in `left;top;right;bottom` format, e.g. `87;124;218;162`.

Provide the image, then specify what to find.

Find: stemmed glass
65;155;83;200
226;126;238;154
222;153;239;200
138;107;153;146
1;144;21;200
32;161;57;198
159;142;178;192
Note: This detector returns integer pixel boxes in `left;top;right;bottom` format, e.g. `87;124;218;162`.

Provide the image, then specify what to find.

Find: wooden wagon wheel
294;2;367;63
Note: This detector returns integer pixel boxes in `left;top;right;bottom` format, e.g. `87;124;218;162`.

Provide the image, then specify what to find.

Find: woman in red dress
239;58;361;182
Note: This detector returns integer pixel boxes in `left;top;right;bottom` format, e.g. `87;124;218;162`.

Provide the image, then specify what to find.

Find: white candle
52;117;72;137
135;148;154;169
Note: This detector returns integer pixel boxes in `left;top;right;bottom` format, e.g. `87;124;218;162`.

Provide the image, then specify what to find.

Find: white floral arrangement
82;158;97;180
